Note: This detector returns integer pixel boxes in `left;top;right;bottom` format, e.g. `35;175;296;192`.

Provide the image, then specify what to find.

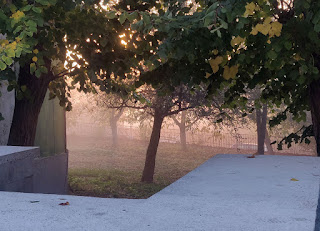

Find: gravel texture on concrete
0;154;319;231
0;146;39;164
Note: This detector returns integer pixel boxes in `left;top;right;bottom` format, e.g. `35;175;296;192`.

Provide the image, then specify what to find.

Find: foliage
127;0;320;150
0;0;134;111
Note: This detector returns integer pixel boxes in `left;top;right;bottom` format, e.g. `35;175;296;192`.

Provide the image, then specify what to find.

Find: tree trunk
110;109;118;147
110;118;118;147
141;109;164;183
264;129;274;154
179;111;187;150
256;104;267;155
7;67;51;146
109;108;124;147
309;78;320;156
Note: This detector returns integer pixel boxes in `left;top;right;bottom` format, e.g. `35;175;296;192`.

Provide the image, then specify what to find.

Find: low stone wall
0;146;68;194
33;152;68;194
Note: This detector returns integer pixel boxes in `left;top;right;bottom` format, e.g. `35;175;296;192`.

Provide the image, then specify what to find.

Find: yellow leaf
229;65;239;78
205;72;212;79
290;178;299;181
33;49;39;54
255;23;270;36
32;56;38;62
293;53;302;61
223;65;238;80
30;63;36;72
263;17;272;25
223;66;230;80
244;2;256;17
231;36;245;47
11;10;25;20
0;39;9;47
8;41;17;50
212;65;219;73
209;56;223;74
251;27;258;35
209;56;223;66
270;21;282;37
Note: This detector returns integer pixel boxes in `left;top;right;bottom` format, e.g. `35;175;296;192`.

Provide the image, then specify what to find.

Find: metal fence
67;123;316;156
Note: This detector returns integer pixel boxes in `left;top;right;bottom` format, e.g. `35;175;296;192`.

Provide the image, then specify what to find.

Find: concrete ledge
0;146;68;194
0;146;40;192
0;146;40;164
0;154;319;231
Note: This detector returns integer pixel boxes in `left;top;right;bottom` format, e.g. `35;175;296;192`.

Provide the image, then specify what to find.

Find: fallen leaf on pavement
59;202;70;206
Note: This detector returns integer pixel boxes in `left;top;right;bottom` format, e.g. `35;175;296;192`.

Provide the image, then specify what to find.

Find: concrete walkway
1;154;320;231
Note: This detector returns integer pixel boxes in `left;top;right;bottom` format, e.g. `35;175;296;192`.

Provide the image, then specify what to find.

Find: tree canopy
124;0;320;155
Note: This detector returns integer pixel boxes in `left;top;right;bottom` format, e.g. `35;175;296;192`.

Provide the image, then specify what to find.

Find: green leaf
312;11;320;24
40;66;48;74
21;85;27;92
15;48;22;58
314;24;320;33
267;50;277;60
30;63;36;73
21;5;32;12
32;7;42;14
26;20;37;29
142;14;151;26
127;12;139;22
2;56;13;66
119;12;127;24
0;61;6;71
35;0;50;6
13;25;22;34
5;49;15;58
106;11;116;19
284;41;292;50
35;69;42;78
206;2;219;14
219;19;228;29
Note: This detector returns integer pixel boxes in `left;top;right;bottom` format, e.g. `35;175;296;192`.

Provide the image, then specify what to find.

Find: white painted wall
0;81;15;145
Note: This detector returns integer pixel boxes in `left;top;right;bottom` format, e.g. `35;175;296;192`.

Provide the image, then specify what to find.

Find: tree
123;84;207;183
94;92;129;147
132;0;320;155
171;110;200;150
0;0;132;146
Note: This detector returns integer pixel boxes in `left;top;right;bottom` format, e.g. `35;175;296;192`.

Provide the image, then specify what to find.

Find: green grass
68;168;170;199
67;135;253;199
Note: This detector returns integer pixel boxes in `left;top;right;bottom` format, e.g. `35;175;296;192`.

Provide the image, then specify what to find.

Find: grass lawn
68;135;254;199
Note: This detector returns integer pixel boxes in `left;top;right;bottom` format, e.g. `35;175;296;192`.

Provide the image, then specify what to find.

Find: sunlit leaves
209;56;223;74
223;65;238;80
251;18;283;38
243;2;258;18
230;36;245;47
